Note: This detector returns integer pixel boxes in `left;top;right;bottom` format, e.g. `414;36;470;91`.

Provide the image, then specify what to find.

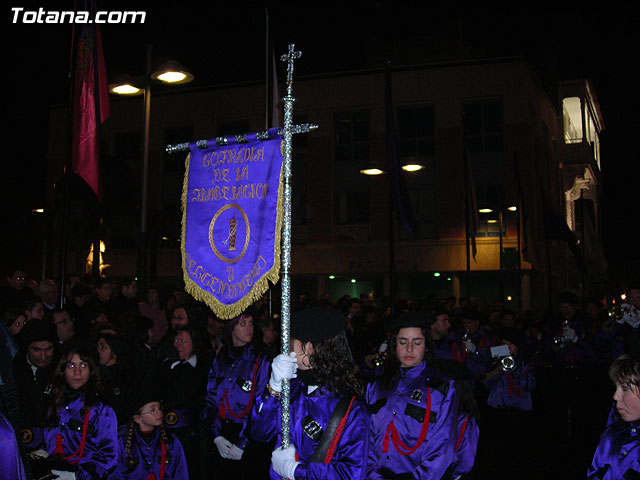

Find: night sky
4;2;639;285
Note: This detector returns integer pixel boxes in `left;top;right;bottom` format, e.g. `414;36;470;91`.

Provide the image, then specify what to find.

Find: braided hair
125;408;173;473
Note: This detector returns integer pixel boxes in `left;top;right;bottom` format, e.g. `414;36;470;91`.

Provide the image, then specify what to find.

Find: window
584;104;601;168
333;111;370;224
334;111;370;162
463;100;505;237
562;97;582;144
396;105;437;239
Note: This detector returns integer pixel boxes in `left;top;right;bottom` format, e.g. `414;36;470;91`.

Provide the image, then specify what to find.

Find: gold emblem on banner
209;203;250;264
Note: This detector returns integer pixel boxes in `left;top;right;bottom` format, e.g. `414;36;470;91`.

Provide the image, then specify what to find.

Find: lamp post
361;158;424;311
109;45;193;290
479;204;518;307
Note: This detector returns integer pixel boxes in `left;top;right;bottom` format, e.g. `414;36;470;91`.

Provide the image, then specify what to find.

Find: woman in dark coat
147;323;209;480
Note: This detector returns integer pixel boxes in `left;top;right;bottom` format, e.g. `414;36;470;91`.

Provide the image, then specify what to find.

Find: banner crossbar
165;123;318;155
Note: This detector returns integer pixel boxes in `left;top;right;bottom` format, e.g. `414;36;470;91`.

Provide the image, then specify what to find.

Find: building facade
46;56;606;314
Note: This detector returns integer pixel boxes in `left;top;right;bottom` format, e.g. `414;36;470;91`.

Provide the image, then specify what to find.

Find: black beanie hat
21;318;56;346
291;307;345;343
386;311;436;332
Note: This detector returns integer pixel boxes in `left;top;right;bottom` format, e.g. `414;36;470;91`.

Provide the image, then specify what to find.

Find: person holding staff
251;306;370;480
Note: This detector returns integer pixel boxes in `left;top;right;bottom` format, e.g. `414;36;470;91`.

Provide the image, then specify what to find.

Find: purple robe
250;379;370;480
204;344;270;448
44;394;118;479
0;411;27;480
365;361;459;480
115;424;189;479
588;419;639;479
432;336;488;382
544;317;596;367
451;412;479;479
485;358;535;411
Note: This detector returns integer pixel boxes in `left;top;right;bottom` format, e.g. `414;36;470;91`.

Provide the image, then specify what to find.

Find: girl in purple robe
365;312;464;480
204;310;271;479
589;353;640;479
250;307;370;480
42;344;118;479
115;388;188;479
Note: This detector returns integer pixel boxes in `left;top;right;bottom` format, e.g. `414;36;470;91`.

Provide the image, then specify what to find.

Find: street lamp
360;158;424;308
478;204;519;306
109;46;194;291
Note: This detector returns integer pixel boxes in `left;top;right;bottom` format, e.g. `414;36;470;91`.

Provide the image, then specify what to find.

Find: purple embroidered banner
181;132;283;319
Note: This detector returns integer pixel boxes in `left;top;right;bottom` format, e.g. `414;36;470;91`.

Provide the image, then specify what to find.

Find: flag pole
265;8;270;130
278;43;301;451
463;146;472;298
91;6;104;281
58;19;81;308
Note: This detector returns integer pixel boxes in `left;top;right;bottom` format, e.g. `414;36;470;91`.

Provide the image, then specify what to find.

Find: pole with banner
278;42;301;451
168;43;308;453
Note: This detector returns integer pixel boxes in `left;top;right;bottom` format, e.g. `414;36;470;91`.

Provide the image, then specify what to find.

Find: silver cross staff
279;43;301;452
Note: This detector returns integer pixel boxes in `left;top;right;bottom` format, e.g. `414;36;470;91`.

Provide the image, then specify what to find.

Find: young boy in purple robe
482;327;536;478
250;307;370;480
589;353;640;479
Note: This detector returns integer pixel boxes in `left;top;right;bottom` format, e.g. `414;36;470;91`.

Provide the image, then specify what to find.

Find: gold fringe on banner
179;149;284;320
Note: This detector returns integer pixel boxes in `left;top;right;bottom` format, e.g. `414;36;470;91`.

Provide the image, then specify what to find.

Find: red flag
71;14;110;201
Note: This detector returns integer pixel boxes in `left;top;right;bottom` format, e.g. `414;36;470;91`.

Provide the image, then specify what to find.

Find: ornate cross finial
280;44;301;95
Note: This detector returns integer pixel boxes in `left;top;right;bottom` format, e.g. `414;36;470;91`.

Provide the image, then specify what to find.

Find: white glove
619;304;640;328
616;304;633;324
214;436;233;459
271;446;299;480
464;340;477;353
563;326;578;343
626;314;640;329
228;443;244;460
28;449;49;459
51;471;76;480
270;352;298;393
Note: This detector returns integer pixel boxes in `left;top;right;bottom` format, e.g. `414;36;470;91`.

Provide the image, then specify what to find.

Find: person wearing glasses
115;387;189;479
3;306;27;338
37;343;118;479
148;323;209;479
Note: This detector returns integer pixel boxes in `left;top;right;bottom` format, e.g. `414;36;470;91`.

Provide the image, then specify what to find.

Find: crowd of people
0;264;638;479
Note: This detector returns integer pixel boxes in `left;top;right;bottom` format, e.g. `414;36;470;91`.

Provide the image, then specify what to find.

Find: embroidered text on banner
181;134;284;319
